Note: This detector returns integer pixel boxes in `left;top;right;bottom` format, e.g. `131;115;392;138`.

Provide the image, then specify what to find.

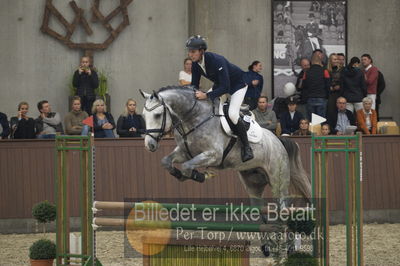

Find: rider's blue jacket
191;52;246;101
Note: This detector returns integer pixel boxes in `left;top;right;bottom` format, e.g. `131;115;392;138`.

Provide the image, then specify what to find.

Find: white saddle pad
218;102;263;143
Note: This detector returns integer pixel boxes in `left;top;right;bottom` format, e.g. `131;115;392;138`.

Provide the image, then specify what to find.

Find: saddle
219;102;263;143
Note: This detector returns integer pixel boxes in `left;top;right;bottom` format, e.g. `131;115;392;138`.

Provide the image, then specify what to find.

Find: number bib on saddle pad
219;102;263;143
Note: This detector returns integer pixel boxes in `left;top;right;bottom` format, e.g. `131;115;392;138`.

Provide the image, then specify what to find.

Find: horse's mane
157;85;196;93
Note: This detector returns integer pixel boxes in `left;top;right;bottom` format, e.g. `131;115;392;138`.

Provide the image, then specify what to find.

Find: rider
186;35;254;162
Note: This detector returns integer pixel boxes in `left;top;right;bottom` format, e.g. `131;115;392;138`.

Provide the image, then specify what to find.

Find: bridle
144;92;199;143
143;90;215;158
143;98;169;143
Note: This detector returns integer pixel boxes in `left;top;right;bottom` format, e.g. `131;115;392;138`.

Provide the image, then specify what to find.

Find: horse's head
140;89;172;152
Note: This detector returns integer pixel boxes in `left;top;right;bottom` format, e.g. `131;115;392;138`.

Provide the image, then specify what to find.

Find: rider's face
188;49;204;63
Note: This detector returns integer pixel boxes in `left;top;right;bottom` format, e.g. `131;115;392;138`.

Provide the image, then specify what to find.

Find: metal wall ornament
40;0;133;56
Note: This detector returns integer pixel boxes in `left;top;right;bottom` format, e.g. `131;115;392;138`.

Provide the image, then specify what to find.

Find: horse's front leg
181;150;220;183
161;146;190;181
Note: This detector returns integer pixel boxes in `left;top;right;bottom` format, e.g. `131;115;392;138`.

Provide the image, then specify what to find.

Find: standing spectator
328;97;356;135
10;102;36;139
35;100;63;139
117;99;146;138
337;53;346;68
293;119;311;136
302;53;330;120
341;57;367;113
92;99;115;138
280;97;304;135
356;97;377;135
312;49;327;66
321;123;331;135
0;112;10;139
64;96;88;135
244;61;264;110
179;58;192;86
361;54;379;109
73;56;99;115
252;96;277;132
294;58;310;118
326;53;342;121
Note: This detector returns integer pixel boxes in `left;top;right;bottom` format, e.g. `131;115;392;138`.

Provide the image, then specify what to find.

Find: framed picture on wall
272;0;347;98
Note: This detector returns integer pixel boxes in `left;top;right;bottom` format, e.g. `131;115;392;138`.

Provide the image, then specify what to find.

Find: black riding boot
235;118;254;162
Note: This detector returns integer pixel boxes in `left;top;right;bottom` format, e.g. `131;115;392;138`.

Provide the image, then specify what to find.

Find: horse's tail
278;137;312;201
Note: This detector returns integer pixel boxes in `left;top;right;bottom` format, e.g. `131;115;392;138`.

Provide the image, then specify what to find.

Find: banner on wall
272;0;347;97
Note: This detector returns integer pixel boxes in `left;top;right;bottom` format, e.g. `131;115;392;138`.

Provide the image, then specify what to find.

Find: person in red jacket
361;54;379;110
356;97;377;135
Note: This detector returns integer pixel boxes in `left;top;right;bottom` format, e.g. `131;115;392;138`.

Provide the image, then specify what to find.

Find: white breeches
228;85;248;125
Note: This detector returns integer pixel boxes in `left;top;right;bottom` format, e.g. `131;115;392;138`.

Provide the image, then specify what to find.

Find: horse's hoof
204;171;217;180
261;244;270;257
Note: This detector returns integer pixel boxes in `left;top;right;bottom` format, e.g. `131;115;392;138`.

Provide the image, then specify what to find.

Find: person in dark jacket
0;112;10;139
302;53;331;120
92;99;115;138
280;97;304;135
243;61;264;110
73;56;99;115
117;99;145;138
328;97;356;135
294;58;310;118
10;102;36;139
188;35;253;162
341;57;366;113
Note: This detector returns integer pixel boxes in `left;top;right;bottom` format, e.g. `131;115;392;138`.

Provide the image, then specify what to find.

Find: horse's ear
152;90;159;100
139;89;151;99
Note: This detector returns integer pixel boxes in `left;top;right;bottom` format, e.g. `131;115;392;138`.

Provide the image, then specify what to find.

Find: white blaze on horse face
143;98;168;152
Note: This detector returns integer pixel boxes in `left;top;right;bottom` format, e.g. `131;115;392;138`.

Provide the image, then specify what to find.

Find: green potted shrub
29;239;56;266
30;201;57;265
32;200;56;234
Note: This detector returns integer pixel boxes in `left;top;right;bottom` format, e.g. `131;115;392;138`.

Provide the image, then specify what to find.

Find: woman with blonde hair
326;53;343;119
92;99;115;138
117;99;145;137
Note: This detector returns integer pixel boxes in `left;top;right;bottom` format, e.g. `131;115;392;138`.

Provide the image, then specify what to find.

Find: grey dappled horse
140;86;311;204
140;86;311;256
